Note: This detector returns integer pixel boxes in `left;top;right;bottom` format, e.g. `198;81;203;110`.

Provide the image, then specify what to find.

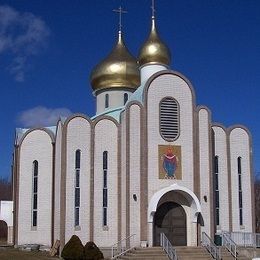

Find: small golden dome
138;17;171;66
90;32;140;92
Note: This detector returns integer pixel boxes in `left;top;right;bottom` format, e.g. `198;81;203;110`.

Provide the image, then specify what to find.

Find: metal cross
113;6;127;32
151;0;156;18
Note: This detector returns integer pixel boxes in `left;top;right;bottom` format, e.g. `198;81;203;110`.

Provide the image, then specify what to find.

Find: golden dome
90;32;140;92
138;17;171;66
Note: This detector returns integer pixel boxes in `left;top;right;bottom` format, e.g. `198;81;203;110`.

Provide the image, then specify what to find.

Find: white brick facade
14;71;254;249
198;108;212;236
93;119;118;246
65;117;91;244
18;130;53;246
212;125;230;232
230;127;253;232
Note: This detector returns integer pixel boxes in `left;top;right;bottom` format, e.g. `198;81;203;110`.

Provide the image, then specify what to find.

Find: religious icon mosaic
158;145;182;179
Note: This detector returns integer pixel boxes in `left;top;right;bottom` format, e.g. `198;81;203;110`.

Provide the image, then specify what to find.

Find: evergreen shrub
84;241;104;260
61;235;85;260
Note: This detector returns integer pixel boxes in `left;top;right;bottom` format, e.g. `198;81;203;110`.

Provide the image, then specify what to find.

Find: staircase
116;246;252;260
219;247;250;260
175;246;213;260
117;247;168;260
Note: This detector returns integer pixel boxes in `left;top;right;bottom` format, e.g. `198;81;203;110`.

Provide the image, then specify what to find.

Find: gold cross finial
151;0;156;18
113;6;127;33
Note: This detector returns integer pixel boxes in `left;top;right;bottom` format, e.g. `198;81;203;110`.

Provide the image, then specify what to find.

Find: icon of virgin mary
162;147;178;179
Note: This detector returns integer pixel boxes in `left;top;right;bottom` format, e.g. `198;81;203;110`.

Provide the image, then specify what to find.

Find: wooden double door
153;202;187;246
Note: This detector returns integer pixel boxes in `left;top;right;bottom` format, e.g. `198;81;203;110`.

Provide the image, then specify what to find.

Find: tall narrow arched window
75;150;81;226
103;151;108;226
105;94;109;109
32;160;38;227
237;157;243;225
160;97;180;141
124;93;128;105
214;156;219;226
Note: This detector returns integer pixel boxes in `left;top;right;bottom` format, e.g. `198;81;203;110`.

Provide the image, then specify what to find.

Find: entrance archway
0;220;8;245
153;202;187;246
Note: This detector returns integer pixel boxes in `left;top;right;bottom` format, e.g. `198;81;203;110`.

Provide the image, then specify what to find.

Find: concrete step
118;246;251;260
175;246;212;259
117;247;168;260
220;247;251;260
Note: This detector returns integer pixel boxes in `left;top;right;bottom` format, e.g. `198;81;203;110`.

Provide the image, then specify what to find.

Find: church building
12;4;255;253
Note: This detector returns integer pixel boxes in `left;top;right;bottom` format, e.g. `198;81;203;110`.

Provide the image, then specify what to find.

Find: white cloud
0;5;50;81
17;106;73;127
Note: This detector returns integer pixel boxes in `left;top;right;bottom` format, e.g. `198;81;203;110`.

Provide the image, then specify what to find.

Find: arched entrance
0;220;8;245
153;202;187;246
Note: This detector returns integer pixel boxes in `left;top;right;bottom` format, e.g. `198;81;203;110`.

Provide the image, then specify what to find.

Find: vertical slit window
103;151;108;226
75;150;81;226
32;160;38;227
105;94;109;109
214;156;220;226
238;157;243;225
160;97;179;141
124;93;128;104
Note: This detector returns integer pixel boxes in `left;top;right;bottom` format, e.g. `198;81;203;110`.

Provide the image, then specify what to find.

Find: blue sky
0;0;260;179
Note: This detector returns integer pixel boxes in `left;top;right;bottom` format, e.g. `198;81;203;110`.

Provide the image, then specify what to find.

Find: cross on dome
151;0;156;18
113;6;127;33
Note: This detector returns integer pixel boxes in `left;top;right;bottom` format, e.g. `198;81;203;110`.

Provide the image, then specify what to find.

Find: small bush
61;235;85;260
84;241;104;260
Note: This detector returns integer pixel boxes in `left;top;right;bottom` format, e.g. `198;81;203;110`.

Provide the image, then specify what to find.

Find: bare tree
0;177;12;201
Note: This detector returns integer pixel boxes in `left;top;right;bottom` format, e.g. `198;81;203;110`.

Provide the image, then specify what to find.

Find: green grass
0;247;59;260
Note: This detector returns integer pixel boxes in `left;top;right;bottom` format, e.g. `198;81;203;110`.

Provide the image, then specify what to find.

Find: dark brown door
0;220;8;245
153;202;187;246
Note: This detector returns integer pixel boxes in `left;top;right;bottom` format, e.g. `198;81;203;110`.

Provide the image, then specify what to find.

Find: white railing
160;233;177;260
222;232;237;258
201;232;221;259
227;232;260;248
111;234;136;259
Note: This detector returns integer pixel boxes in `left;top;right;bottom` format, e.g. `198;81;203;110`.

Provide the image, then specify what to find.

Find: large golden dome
90;32;140;92
138;17;171;66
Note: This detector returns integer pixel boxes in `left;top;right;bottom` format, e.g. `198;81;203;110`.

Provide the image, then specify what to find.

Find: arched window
160;97;179;141
105;94;109;109
75;150;81;226
103;151;108;226
237;157;243;225
124;93;128;105
214;156;219;226
32;160;38;227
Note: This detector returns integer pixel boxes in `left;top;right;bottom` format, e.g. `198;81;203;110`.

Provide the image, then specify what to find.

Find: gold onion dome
138;17;171;66
90;31;140;92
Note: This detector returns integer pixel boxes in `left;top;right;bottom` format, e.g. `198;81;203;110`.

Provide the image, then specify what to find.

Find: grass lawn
0;247;59;260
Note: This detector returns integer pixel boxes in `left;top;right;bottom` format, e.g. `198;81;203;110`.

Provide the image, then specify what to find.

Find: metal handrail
160;233;177;260
227;231;260;248
222;232;237;259
201;232;221;259
111;234;136;259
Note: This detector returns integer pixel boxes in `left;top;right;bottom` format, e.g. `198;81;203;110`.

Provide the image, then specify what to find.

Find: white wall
18;129;53;246
0;201;13;227
65;117;91;244
0;201;13;245
198;108;212;236
129;104;141;245
146;73;194;197
54;121;62;241
93;119;118;246
229;127;253;232
120;112;127;241
146;73;195;245
212;126;230;231
96;90;133;114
